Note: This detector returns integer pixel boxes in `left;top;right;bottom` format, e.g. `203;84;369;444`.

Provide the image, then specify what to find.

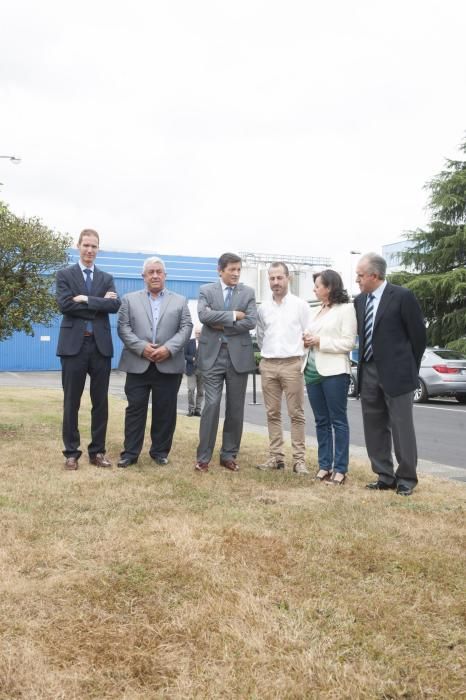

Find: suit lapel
71;264;87;293
91;266;103;294
374;284;393;330
231;283;243;309
214;282;225;309
140;290;153;326
157;291;172;324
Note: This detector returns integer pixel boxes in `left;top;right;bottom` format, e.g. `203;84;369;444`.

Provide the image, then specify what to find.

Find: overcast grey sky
1;0;466;285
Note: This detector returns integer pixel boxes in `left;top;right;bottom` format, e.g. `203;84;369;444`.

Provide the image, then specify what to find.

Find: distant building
0;248;332;371
382;240;413;272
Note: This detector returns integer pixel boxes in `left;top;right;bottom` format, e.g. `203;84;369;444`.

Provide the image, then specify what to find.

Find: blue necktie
224;286;233;309
84;268;92;293
84;269;93;333
363;293;375;361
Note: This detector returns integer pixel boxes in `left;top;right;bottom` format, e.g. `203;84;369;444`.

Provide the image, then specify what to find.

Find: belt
84;331;93;337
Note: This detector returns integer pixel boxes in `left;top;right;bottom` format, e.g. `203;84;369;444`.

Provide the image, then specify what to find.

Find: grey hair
360;252;386;280
142;256;166;273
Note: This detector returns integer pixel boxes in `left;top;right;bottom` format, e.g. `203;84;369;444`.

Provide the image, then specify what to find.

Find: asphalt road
1;370;465;481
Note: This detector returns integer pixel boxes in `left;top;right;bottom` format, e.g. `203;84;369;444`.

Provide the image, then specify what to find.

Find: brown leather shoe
220;458;239;472
64;457;79;470
89;453;112;468
195;461;209;472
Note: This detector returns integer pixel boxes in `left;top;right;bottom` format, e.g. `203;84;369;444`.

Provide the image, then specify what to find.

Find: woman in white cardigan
303;270;357;484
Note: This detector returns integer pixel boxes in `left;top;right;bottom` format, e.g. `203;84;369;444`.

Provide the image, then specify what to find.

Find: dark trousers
61;336;111;459
122;364;182;460
360;361;418;488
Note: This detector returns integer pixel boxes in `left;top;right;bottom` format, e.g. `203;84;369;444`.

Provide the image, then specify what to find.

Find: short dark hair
218;252;242;271
268;261;289;276
78;228;99;245
313;269;349;305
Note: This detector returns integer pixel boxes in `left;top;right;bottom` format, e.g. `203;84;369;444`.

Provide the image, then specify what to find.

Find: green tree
390;137;466;351
0;201;72;342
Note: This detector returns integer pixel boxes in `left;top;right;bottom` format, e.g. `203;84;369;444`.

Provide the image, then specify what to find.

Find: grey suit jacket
197;281;257;373
118;289;193;374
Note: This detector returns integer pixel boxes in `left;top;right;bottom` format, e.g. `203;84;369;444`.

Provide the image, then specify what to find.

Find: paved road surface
1;370;465;482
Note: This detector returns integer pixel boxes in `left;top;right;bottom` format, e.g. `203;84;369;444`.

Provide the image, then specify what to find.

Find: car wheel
348;374;357;397
456;393;466;404
413;378;428;403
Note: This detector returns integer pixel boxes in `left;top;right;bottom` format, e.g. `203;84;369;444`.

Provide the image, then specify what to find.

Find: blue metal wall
0;250;218;371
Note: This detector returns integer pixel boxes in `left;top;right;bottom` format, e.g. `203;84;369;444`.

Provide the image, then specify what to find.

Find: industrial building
0;249;331;371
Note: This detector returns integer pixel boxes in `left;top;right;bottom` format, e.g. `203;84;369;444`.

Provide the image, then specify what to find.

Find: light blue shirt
79;262;94;286
147;290;165;343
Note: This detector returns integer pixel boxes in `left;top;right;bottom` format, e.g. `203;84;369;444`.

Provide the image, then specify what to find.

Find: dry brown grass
0;387;464;699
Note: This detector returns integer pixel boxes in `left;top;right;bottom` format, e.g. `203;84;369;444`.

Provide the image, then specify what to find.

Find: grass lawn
0;387;464;699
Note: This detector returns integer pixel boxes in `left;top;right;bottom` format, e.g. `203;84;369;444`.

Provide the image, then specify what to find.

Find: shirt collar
79;262;94;273
147;289;165;299
221;281;235;292
371;280;387;300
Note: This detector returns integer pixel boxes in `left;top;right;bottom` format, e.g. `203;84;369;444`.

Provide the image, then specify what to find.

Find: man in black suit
184;326;204;416
56;229;120;470
354;252;426;495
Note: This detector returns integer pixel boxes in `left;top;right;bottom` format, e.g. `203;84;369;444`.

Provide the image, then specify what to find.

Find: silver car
415;347;466;404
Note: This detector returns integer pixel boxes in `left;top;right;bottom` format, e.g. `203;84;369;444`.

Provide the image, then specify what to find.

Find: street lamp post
349;250;361;298
0;155;21;164
0;154;21;190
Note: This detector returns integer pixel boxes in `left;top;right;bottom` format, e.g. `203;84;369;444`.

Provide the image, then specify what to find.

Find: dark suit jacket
354;282;426;397
56;264;120;357
185;338;198;376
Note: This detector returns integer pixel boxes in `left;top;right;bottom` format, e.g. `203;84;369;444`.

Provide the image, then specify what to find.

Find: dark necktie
363;293;375;361
84;268;92;293
224;286;233;309
84;269;92;333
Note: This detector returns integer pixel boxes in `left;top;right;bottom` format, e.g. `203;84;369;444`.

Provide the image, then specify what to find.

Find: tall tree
0;201;72;342
390;137;466;349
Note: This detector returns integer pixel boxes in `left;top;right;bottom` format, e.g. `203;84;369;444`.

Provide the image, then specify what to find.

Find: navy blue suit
56;263;120;459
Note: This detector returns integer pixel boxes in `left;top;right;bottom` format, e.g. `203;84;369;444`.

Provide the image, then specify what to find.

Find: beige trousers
259;356;306;463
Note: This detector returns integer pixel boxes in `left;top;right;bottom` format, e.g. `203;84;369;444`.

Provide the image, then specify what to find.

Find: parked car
348;359;358;397
348;348;466;403
415;347;466;404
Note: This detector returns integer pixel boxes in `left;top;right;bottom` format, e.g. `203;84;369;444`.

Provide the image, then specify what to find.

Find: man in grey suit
195;252;257;472
117;256;192;467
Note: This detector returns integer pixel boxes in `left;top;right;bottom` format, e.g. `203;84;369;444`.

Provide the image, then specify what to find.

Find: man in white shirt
256;262;313;474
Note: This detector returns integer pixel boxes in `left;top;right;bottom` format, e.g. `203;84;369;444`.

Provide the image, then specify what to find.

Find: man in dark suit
184;326;204;416
117;256;192;468
56;229;121;470
195;252;257;472
354;252;427;495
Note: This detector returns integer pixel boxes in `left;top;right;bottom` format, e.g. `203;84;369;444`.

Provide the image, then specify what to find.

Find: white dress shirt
256;293;313;358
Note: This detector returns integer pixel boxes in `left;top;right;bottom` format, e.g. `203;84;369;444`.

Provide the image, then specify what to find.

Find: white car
414;347;466;404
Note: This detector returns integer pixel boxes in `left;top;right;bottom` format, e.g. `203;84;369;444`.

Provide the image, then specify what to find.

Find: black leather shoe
366;480;396;490
396;484;414;496
117;456;138;468
152;456;169;465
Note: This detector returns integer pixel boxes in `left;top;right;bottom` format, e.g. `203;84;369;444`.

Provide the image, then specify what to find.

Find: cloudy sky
1;0;466;286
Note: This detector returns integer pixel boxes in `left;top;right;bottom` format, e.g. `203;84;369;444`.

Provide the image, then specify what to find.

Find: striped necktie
363;293;375;361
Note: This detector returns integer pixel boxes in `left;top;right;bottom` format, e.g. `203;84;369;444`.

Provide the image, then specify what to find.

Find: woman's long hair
313;269;349;306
